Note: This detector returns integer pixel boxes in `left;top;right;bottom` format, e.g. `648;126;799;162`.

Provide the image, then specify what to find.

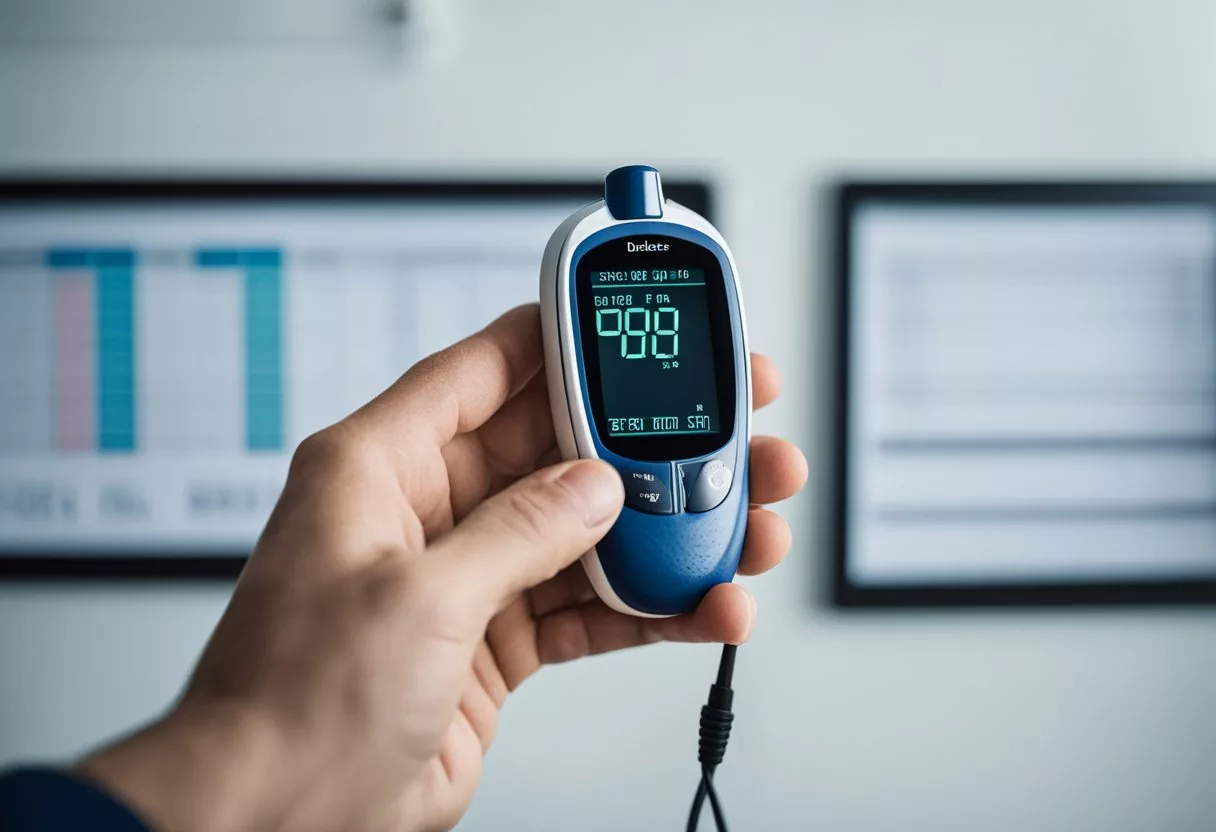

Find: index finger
751;352;781;410
352;304;544;446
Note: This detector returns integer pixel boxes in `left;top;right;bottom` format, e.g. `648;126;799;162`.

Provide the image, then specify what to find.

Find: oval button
618;464;674;515
681;458;733;513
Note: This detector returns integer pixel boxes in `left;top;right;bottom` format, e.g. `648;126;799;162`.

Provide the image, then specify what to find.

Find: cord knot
698;702;734;769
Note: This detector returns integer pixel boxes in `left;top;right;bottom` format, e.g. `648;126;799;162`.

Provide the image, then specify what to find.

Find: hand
77;305;807;832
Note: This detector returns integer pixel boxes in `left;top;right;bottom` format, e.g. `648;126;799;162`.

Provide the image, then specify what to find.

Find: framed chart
836;182;1216;606
0;178;713;579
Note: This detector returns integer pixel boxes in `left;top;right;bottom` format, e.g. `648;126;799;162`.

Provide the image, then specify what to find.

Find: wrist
76;701;285;832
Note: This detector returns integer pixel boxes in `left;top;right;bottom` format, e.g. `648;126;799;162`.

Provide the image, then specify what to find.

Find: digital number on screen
588;269;721;438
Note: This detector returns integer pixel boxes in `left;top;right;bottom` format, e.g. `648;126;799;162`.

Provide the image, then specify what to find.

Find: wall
2;1;1216;829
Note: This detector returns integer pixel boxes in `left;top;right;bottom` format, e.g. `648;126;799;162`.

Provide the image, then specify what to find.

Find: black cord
702;768;728;829
686;644;737;832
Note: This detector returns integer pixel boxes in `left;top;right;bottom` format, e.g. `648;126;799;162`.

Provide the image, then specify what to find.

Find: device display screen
576;235;736;461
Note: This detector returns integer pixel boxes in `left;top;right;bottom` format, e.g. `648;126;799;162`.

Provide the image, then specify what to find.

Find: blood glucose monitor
540;166;750;617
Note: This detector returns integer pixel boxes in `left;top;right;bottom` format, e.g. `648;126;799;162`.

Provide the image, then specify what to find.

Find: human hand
78;305;807;832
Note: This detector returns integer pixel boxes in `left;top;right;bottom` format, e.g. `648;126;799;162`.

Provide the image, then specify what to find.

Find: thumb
429;459;624;610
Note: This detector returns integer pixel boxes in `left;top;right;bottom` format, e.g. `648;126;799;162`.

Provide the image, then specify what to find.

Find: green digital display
588;268;722;438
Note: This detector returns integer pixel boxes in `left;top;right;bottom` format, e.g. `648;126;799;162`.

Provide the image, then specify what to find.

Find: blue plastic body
569;221;749;615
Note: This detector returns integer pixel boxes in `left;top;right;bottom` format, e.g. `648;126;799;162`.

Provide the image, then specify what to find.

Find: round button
681;458;734;513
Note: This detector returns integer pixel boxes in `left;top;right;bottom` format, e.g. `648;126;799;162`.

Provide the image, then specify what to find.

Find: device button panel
679;458;734;513
618;464;675;515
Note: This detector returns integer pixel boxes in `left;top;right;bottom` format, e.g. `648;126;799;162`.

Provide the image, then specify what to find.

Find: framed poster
836;182;1216;606
0;178;712;579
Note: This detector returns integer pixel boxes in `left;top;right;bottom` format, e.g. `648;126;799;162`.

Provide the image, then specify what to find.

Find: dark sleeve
0;769;150;831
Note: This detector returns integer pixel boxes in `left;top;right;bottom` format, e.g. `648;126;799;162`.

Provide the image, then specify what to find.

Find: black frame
834;181;1216;607
0;177;713;581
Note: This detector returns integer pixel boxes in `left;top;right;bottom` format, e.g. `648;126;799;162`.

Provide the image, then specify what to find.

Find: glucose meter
540;166;750;617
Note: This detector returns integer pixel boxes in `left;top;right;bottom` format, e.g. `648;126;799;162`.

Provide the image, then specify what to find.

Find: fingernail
558;461;623;527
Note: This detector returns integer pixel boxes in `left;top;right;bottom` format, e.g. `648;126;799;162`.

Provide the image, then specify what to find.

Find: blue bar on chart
244;250;283;451
194;248;285;451
45;247;138;453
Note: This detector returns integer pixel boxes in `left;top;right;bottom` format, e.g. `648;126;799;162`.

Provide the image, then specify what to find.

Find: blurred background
1;1;1216;830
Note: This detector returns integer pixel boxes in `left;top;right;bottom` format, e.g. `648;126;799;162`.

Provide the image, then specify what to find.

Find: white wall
2;1;1216;829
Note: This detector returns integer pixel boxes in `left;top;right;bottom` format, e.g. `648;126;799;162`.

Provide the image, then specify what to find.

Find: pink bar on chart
52;273;95;451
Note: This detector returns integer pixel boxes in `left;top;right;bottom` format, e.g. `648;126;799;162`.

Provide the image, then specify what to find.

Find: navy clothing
0;769;148;831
